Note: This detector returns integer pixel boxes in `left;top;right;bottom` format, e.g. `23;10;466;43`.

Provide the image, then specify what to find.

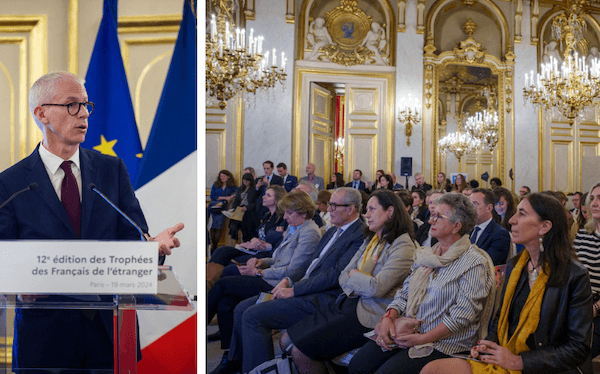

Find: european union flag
134;0;197;190
82;0;142;185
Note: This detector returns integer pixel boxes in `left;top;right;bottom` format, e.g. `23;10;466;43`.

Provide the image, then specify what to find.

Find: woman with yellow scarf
421;192;593;374
279;190;418;374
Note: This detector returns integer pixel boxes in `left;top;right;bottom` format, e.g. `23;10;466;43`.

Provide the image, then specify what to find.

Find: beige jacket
338;232;416;328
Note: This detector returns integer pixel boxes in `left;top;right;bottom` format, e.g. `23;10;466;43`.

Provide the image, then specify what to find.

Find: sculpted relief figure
543;40;563;65
588;46;600;68
306;18;333;60
360;22;387;65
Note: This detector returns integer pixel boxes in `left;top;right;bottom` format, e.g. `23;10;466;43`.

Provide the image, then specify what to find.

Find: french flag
134;1;197;372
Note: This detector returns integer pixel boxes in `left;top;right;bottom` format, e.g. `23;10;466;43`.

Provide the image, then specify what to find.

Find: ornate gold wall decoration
453;19;487;63
304;0;390;66
287;0;295;23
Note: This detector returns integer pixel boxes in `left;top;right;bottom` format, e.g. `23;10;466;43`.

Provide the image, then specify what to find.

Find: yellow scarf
470;250;548;374
358;234;385;275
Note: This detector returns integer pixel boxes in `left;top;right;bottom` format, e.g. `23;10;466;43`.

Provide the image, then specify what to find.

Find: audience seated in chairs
574;184;600;361
411;189;430;225
207;185;288;291
223;188;367;374
279;190;417;374
348;193;495;374
206;190;322;370
571;192;588;241
327;172;345;190
493;187;516;232
422;192;593;374
415;190;445;247
226;172;258;242
315;190;333;231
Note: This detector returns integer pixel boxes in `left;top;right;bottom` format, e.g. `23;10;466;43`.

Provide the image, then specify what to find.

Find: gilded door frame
291;66;395;179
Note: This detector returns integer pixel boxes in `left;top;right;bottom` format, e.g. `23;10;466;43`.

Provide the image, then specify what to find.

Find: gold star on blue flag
81;0;142;185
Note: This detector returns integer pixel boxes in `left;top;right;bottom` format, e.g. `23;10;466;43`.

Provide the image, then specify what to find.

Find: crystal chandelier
206;0;287;110
438;115;481;161
464;110;499;152
523;0;600;125
397;95;422;147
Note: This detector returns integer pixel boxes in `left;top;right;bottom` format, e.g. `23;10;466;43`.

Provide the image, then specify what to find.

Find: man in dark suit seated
0;71;183;370
277;162;298;192
345;169;368;192
468;188;511;265
218;187;366;374
411;172;432;193
256;160;283;194
415;190;445;246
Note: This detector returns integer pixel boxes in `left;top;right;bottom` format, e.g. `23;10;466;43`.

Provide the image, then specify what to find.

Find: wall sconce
398;95;422;146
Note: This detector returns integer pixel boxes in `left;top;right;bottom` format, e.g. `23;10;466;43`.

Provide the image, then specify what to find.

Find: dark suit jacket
416;221;438;247
345;181;367;192
472;219;511;265
0;146;148;368
412;183;433;193
292;219;366;297
282;175;298;192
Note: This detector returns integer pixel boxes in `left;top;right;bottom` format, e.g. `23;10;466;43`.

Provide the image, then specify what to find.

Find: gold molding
68;0;79;75
298;0;396;66
287;0;295;24
579;141;600;190
0;37;27;167
549;140;573;191
424;0;510;59
206;128;227;174
122;37;177;76
234;96;244;181
538;108;543;191
133;51;172;126
426;51;510;186
117;15;182;34
245;0;256;21
0;15;47;159
292;66;395;179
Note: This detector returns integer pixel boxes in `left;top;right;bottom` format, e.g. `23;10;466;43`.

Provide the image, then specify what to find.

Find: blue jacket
0;146;148;368
472;219;511;265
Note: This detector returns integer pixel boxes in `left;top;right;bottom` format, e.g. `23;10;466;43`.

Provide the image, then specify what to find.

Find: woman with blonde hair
574;183;600;359
207;191;322;370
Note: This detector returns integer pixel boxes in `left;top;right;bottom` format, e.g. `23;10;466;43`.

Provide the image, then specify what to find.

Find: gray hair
434;193;477;236
336;187;362;211
29;71;86;131
298;180;318;202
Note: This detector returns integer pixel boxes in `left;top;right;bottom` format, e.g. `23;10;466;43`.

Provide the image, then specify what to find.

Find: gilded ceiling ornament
461;0;478;5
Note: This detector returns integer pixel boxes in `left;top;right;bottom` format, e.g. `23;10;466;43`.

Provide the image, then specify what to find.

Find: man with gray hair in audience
225;187;366;374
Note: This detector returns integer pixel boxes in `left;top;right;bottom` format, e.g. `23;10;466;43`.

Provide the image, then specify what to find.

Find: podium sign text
0;241;158;294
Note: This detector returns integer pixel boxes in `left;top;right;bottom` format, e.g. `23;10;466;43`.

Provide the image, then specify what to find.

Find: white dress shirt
38;144;82;201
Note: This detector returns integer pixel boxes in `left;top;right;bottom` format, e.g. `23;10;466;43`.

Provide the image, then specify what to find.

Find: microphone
0;183;38;211
89;183;146;241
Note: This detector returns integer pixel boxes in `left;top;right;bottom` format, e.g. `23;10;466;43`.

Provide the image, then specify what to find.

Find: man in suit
571;191;583;220
277;162;298;192
411;172;432;193
415;190;445;246
469;188;511;265
219;188;365;374
0;71;183;370
299;163;325;191
256;160;283;193
345;169;367;192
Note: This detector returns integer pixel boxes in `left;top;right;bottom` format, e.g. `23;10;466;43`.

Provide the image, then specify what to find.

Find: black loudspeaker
400;157;412;176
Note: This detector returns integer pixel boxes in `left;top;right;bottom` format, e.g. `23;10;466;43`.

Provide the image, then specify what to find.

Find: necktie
60;161;81;237
354;181;358;189
470;226;481;244
304;228;344;277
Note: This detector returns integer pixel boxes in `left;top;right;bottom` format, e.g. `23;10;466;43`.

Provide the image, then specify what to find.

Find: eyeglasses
327;202;352;211
41;101;95;116
430;212;451;223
